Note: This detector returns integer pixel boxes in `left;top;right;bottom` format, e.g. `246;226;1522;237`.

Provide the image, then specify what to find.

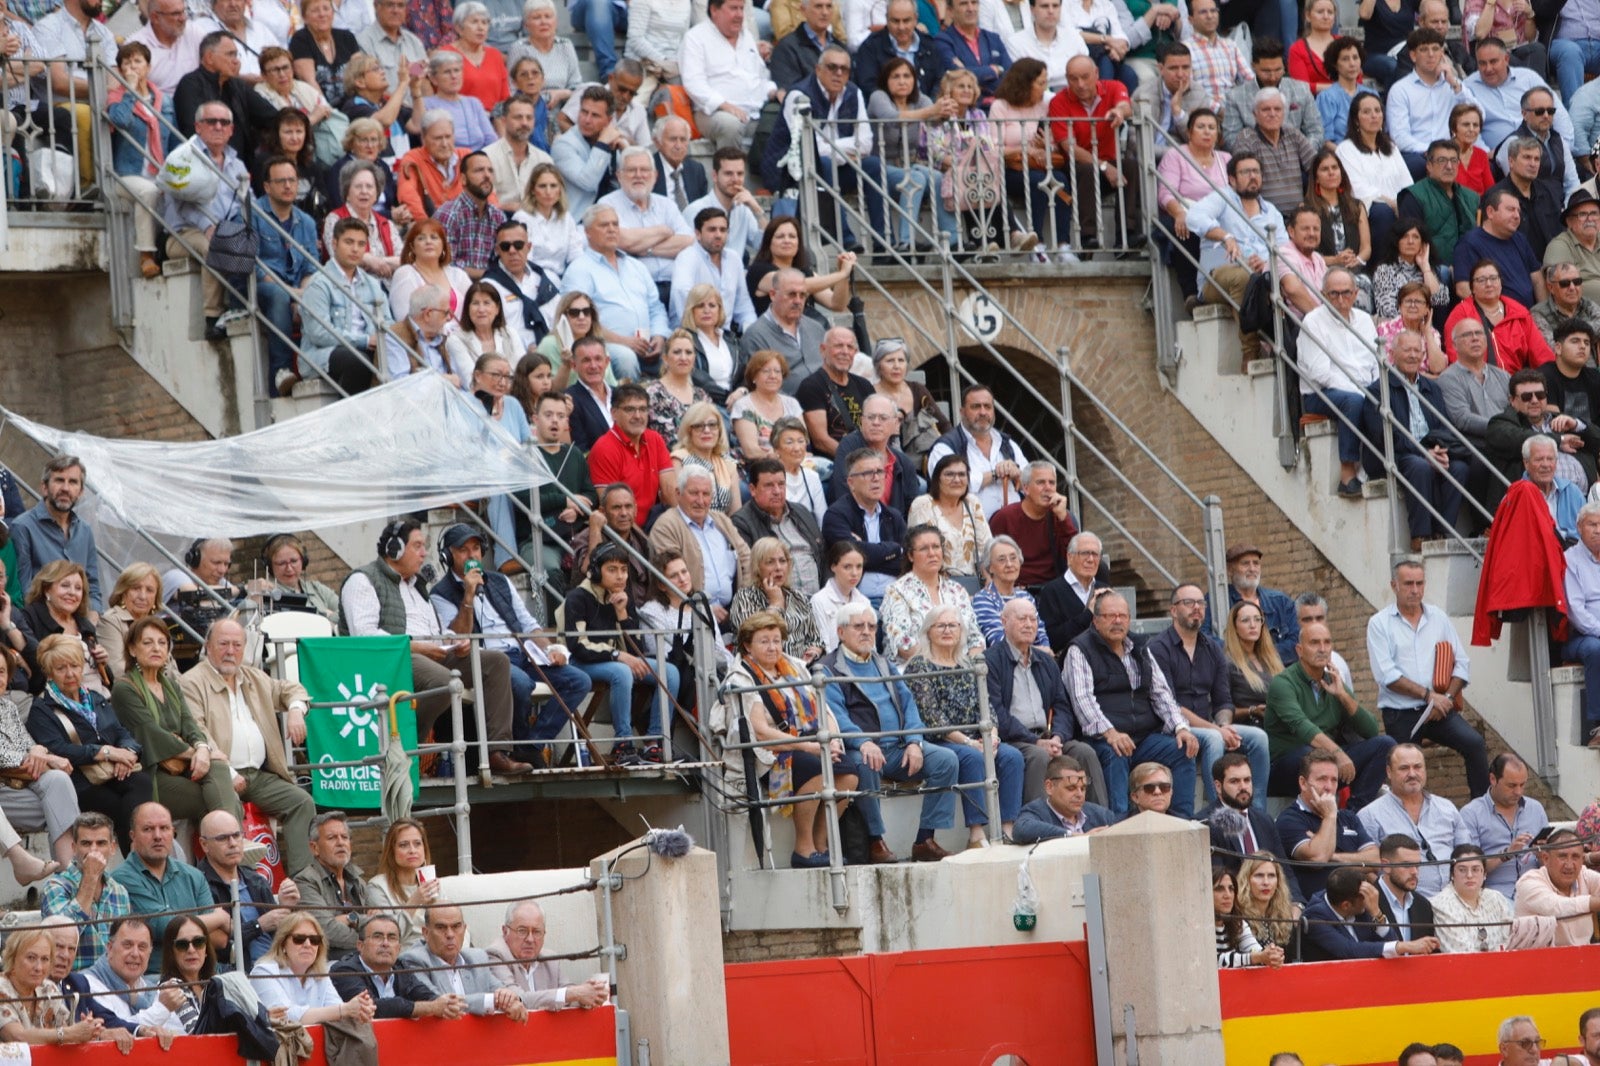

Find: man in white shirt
1385;28;1472;176
684;147;768;261
484;94;552;211
598;147;695;301
670;206;759;329
1005;0;1085;91
126;0;208;95
398;904;528;1019
200;0;278;79
1297;267;1380;495
682;0;780;149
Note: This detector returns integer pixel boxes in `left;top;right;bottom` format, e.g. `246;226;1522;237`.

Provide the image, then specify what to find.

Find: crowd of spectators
1261;1011;1600;1066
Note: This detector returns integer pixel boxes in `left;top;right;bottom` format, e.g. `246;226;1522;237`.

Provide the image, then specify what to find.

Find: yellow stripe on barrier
1222;989;1595;1064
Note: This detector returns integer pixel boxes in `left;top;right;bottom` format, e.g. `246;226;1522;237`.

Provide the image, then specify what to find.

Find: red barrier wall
19;1011;616;1066
1220;944;1600;1065
725;942;1096;1066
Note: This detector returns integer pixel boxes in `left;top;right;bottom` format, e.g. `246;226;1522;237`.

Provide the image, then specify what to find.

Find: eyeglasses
615;404;649;415
1525;107;1557;117
483;371;513;381
1516;390;1547;402
198;117;234;127
1472;273;1500;283
820;61;851;73
689;421;718;430
1172;597;1204;608
1556;277;1584;288
497;240;528;251
1137;781;1173;794
849;469;886;479
172;937;208;952
289;933;324;946
1325;288;1355;298
506;926;544;939
1505;1038;1547;1051
1426;156;1458;166
565;306;594;317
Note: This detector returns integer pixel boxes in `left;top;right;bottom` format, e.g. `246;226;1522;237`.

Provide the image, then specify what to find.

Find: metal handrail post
1203;495;1229;622
448;672;472;874
467;642;492;787
811;666;847;914
1376;365;1403;555
974;657;1000;842
1058;346;1082;519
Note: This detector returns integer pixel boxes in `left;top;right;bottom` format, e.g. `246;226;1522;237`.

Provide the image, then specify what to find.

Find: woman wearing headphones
262;535;341;626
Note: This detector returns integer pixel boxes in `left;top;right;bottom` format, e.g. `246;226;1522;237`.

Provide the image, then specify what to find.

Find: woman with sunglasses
538;292;612;392
144;916;222;1032
251;916;375;1024
1442;258;1554;370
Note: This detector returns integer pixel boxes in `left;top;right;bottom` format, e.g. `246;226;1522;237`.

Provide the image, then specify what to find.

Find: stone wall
723;926;863;963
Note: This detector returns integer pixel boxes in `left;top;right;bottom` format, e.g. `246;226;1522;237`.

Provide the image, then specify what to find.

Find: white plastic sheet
2;373;548;538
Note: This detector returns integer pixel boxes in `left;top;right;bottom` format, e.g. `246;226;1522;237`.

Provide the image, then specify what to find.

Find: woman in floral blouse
880;526;984;661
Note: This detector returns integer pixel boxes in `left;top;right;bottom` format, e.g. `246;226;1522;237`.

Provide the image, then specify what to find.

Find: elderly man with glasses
1543;189;1600;308
1298;267;1382;498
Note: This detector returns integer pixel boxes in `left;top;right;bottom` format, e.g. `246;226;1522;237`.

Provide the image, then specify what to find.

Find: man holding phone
356;0;426;91
1459;753;1548;900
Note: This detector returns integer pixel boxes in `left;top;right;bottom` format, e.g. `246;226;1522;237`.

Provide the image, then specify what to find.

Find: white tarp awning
2;373;547;538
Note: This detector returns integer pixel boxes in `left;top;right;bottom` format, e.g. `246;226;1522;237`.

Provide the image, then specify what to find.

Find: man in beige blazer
486;899;610;1011
647;465;751;623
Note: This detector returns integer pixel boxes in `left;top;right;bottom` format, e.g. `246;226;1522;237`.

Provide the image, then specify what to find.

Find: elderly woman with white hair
902;604;1025;848
508;0;583;106
444;2;511;112
970;535;1047;649
422;50;497;151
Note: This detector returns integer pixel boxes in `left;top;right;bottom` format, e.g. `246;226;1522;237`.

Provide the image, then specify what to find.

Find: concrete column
590;839;730;1066
1087;812;1224;1063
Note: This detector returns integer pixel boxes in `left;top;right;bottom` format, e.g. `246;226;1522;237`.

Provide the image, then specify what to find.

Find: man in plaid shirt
433;151;507;278
41;813;131;971
1186;0;1252;110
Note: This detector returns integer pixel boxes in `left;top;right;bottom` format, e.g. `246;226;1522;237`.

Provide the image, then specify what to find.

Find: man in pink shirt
1512;827;1600;946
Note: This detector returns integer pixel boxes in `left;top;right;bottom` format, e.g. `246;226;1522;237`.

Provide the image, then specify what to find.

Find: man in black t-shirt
796;327;875;457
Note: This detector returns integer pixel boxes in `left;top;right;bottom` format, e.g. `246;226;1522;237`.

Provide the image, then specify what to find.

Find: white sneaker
274;368;300;395
1055;249;1081;264
214;308;250;329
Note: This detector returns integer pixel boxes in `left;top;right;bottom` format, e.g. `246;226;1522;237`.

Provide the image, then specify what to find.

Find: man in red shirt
587;383;676;524
1047;55;1140;250
988;460;1079;589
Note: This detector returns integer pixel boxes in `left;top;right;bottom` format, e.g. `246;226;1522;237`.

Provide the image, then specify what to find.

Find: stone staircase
1169;306;1589;817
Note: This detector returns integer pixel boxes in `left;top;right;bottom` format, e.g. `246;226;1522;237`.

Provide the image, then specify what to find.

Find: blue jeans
604;342;642;381
1006;166;1074;249
1087;731;1199;818
853;741;960;836
816;153;888;248
1192;724;1270;813
1303;388;1368;465
257;280;296;388
1551;38;1600;105
566;0;621;78
513;656;593;741
932;738;1024;826
1394;451;1469;538
885;162;957;245
1565;634;1600;730
1267;735;1396;809
574;659;680;743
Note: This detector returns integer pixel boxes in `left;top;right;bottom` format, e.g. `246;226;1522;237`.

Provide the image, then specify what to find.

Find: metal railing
797;111;1230;612
2;55;101;210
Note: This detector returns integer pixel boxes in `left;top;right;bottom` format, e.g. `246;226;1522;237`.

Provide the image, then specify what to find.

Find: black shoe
204;317;226;341
1337;478;1363;498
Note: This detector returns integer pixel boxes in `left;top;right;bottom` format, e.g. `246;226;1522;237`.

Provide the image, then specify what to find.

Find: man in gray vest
338;519;532;776
1063;591;1200;818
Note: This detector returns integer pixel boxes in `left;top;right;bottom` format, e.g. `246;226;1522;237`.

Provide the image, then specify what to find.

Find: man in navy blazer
650;120;709;206
1012;755;1116;842
984;597;1107;805
855;0;946;99
330;914;464;1019
564;337;615;452
1301;867;1439;962
1360;330;1470;547
1194;752;1305;905
933;0;1010;99
820;447;908;602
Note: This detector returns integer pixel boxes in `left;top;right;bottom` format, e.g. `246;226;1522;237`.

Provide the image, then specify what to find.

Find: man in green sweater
1396;140;1480;281
1263;621;1396;807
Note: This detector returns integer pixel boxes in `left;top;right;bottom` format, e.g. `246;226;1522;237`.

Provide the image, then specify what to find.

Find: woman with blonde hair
0;927;101;1045
673;401;742;514
365;817;438;946
97;563;166;683
727;539;823;663
645;329;708;448
1222;600;1285;725
251;915;375;1024
1235;852;1300;962
18;561;107;696
684;283;743;408
0;648;78;866
515;163;584;276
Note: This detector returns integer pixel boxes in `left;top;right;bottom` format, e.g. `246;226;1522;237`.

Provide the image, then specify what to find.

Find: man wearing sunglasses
1486;367;1599;510
482;219;560;345
1493;86;1581;205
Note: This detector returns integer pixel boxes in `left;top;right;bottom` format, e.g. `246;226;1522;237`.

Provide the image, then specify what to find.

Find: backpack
648;85;701;140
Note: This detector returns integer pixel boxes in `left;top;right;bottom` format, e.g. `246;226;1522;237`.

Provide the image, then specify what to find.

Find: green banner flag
298;636;419;809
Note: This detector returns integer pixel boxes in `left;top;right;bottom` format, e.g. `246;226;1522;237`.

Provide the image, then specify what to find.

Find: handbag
50;707;141;785
311;107;351;169
206;190;259;276
943;123;1004;212
1237;269;1274;336
0;767;30;789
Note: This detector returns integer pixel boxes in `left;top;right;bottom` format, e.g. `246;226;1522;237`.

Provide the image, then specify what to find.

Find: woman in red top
1442;258;1555;372
444;2;510;113
1287;0;1339;94
1450;103;1495;195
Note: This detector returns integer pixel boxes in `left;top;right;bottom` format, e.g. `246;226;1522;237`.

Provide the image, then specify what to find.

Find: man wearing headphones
163;538;255;605
429;524;593;762
562;542;680;765
339;519;533;777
